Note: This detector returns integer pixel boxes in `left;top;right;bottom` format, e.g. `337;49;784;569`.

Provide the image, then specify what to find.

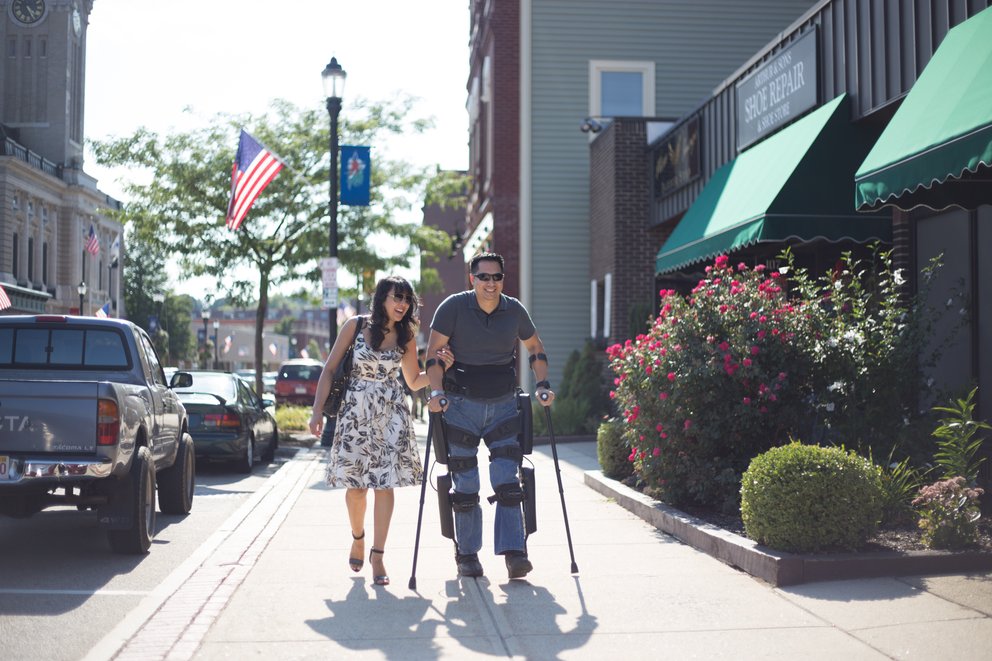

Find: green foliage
874;450;928;527
275;405;312;432
931;387;989;484
912;476;984;550
597;418;633;480
91;97;451;382
607;248;957;512
627;302;654;338
532;397;591;437
740;442;884;553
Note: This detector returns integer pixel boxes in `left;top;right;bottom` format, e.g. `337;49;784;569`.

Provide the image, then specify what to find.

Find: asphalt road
0;447;300;661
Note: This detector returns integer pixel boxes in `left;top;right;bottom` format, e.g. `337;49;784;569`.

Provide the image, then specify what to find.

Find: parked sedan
174;371;278;473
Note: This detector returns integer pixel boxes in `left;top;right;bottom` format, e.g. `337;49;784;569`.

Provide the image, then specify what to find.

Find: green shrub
532;397;590;437
276;405;312;432
913;476;985;550
740;442;884;553
597;418;633;480
931;388;989;484
608;248;955;512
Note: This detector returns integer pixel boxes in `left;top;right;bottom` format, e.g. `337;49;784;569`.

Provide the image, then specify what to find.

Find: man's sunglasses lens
474;273;504;282
391;294;413;304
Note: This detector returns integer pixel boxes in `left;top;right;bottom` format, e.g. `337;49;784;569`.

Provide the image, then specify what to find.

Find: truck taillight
97;399;120;446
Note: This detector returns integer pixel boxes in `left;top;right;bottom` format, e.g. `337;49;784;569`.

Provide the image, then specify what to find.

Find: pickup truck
0;315;195;554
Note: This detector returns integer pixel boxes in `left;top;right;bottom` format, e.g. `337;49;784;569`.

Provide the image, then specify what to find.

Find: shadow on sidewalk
304;575;597;659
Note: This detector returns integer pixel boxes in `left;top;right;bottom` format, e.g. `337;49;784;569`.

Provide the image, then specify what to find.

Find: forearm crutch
409;407;443;590
542;396;579;574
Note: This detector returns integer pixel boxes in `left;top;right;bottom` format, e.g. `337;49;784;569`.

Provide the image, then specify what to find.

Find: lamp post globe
321;56;346;343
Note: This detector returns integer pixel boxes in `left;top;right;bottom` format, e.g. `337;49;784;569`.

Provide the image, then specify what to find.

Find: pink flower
756;330;766;339
755;264;766;272
609;391;616;399
645;366;653;375
659;392;668;400
738;263;748;271
667;372;676;381
660;432;667;439
652;447;661;457
743;358;752;367
656;423;664;432
749;312;758;320
718;341;730;352
715;255;729;268
750;346;760;355
684;419;692;430
778;372;787;381
743;397;751;405
719;304;728;313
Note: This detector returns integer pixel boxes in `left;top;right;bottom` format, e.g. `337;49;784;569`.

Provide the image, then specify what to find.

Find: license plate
295;386;307;394
0;455;11;480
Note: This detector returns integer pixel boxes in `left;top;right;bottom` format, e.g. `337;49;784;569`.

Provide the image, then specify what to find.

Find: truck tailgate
0;381;100;453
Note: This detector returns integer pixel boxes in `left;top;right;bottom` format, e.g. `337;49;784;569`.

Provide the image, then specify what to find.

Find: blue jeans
443;392;525;556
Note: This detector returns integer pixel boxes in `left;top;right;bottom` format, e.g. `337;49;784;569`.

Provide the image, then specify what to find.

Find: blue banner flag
340;145;371;206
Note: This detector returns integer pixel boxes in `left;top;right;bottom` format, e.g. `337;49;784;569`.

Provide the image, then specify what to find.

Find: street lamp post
321;56;346;344
77;281;87;315
201;307;211;368
212;320;220;369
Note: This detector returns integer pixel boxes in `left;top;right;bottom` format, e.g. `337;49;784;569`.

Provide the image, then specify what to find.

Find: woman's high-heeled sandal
369;548;389;586
349;531;365;573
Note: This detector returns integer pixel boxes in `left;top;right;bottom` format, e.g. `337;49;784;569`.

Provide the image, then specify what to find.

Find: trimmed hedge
597;418;633;480
740;442;884;553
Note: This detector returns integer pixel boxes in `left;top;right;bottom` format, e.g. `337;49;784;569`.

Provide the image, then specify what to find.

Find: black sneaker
456;553;484;577
504;551;533;579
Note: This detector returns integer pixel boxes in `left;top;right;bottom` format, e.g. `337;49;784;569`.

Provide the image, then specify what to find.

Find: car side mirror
170;371;193;388
261;396;276;408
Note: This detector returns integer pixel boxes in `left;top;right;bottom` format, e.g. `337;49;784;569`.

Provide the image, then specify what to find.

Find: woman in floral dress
309;276;452;586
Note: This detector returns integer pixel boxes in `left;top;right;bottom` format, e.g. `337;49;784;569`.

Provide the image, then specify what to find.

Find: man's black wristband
529;352;548;366
536;380;551;390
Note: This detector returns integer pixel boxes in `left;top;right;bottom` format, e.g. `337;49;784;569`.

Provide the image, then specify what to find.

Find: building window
27;237;34;281
39;38;46;58
589;60;655;119
99;260;103;289
11;194;18;211
23;38;31;58
6;38;15;58
12;233;19;278
42;242;49;285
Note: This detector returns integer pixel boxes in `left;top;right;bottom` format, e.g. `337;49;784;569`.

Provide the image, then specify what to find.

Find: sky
83;0;470;300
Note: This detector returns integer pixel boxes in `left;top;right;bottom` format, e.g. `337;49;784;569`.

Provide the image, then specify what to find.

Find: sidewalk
88;420;992;660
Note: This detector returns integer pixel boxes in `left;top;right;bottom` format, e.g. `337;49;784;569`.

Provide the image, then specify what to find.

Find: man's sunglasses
389;293;414;304
473;272;504;282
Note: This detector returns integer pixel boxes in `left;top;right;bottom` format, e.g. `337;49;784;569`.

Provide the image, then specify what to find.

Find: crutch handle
539;392;549;402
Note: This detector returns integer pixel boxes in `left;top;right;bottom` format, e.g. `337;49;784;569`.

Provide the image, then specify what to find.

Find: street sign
321;257;339;310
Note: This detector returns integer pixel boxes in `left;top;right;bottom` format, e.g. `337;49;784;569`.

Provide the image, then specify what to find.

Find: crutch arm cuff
528;352;548;368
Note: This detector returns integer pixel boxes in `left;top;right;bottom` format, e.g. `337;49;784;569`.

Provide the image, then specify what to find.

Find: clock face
10;0;47;26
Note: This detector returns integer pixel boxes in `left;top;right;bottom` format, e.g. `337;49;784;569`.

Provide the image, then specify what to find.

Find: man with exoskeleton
426;252;554;579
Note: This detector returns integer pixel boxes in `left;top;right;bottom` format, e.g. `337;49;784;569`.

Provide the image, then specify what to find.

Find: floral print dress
325;332;423;489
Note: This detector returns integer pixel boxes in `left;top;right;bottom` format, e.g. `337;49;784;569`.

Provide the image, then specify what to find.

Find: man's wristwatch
535;380;551;390
429;389;445;400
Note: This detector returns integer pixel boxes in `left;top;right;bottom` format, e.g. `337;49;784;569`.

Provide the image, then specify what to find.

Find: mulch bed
624;477;992;554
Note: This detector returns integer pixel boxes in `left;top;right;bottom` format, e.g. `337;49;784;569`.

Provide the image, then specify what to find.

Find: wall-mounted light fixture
580;117;605;133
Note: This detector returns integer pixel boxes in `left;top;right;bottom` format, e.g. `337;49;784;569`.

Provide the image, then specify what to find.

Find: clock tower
2;0;92;167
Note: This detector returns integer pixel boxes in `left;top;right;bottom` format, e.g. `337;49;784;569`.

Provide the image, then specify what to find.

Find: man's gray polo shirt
430;291;536;366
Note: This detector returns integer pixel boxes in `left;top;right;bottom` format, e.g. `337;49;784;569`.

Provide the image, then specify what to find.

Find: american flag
85;225;100;255
225;129;284;231
0;284;11;311
95;302;111;318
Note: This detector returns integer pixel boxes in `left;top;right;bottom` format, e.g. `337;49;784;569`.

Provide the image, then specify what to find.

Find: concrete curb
584;469;992;586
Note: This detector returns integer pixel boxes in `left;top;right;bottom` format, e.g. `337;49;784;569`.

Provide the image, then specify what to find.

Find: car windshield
279;364;321;381
175;373;237;400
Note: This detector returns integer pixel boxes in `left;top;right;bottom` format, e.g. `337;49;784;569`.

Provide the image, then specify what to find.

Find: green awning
855;6;992;211
656;95;891;275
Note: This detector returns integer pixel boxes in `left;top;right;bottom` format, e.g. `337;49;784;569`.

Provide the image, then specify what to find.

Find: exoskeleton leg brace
435;393;538;542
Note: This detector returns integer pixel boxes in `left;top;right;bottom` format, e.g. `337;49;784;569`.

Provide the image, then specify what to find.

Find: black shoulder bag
321;316;365;418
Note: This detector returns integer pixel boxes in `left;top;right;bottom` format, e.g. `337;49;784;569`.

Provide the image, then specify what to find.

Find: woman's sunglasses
473;272;504;282
390;293;414;305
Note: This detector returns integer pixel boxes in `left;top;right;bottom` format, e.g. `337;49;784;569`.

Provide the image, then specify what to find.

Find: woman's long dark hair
368;276;418;352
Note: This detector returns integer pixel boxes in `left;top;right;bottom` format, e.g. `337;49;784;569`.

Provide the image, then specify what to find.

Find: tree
92;97;450;392
119;224;195;365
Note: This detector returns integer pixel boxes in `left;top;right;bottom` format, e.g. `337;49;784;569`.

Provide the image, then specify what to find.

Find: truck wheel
236;436;254;474
107;446;156;554
158;434;195;515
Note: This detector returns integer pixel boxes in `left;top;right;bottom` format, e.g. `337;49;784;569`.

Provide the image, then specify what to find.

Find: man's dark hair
470;252;504;273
